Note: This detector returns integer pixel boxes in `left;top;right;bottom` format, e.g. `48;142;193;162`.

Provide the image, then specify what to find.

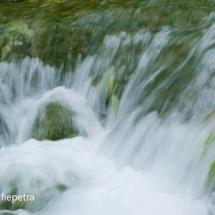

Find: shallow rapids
1;3;215;215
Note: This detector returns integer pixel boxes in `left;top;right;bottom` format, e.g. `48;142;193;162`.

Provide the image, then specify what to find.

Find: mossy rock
0;20;34;61
31;102;77;141
0;184;26;211
0;1;210;68
0;176;68;211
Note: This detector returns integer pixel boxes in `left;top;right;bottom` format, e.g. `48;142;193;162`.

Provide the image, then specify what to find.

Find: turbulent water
1;0;215;215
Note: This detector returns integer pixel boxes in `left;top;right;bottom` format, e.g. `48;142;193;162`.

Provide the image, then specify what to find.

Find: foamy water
1;17;215;215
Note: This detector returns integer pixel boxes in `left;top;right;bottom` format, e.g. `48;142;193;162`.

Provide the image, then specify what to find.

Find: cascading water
1;0;215;214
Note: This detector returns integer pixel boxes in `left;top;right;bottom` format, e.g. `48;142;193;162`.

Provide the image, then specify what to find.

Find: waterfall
0;1;215;215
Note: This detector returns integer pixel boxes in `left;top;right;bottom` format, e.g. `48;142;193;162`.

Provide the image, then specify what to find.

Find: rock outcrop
31;102;77;141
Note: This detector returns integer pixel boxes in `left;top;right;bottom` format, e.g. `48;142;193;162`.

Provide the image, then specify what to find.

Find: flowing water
0;0;215;214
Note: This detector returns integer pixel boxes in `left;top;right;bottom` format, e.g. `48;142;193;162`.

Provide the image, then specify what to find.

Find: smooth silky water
0;0;215;214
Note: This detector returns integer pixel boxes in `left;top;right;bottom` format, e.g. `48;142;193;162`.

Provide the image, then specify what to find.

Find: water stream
0;1;215;214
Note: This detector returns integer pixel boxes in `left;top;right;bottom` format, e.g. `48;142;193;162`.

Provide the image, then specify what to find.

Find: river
0;0;215;214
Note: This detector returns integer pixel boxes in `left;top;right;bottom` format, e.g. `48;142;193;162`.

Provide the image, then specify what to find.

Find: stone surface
31;102;77;141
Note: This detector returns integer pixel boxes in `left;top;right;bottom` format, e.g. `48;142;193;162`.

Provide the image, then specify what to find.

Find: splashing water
1;5;215;215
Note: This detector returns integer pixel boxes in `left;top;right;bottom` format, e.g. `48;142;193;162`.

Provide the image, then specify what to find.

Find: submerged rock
0;20;34;60
0;1;210;67
0;114;9;138
31;102;77;141
0;176;68;211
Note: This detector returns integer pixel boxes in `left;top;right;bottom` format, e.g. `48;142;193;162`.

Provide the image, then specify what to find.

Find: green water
0;0;211;66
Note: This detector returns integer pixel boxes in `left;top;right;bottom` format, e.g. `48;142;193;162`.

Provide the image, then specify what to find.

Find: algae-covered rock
95;66;120;114
0;176;68;211
0;20;34;60
0;0;210;68
31;102;77;141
